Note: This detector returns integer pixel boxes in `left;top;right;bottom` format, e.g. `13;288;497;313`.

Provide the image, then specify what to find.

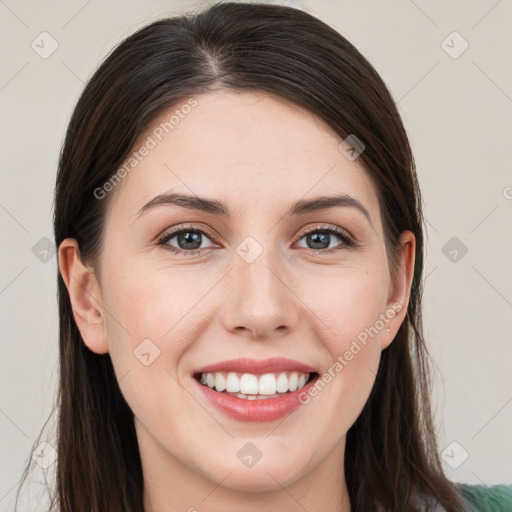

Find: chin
197;452;309;493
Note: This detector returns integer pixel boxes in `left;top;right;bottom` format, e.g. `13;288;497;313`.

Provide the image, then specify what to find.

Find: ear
58;238;109;354
381;230;416;350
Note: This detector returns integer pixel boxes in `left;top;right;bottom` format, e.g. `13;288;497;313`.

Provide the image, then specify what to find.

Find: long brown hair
16;2;470;511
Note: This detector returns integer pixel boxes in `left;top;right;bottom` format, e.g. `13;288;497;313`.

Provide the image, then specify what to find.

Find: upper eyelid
294;225;353;244
158;224;216;242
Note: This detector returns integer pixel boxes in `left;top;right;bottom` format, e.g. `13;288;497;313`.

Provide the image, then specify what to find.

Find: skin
58;89;415;512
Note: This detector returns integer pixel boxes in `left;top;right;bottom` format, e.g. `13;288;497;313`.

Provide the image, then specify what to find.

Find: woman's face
61;89;414;496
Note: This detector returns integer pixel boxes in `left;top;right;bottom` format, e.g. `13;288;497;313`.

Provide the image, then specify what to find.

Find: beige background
1;0;511;508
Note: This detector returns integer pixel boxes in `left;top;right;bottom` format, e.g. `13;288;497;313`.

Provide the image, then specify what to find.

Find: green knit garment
456;483;512;511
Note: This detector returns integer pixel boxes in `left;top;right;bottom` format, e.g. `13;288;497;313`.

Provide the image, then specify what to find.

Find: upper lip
193;357;318;376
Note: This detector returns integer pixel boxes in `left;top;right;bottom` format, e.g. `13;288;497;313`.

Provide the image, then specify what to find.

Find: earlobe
381;231;416;350
58;238;109;354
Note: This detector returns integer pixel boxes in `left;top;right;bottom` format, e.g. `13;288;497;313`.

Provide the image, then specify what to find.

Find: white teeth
198;370;312;395
225;372;240;392
214;373;226;392
288;372;298;392
258;373;277;395
240;373;259;394
276;373;289;393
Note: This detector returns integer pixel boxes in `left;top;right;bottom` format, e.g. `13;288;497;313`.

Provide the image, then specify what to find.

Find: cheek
304;264;390;351
98;259;219;409
97;265;197;435
302;264;388;407
101;260;206;347
301;281;386;448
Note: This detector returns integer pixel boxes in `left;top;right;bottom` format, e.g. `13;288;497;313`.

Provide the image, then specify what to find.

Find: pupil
309;231;329;249
178;231;201;250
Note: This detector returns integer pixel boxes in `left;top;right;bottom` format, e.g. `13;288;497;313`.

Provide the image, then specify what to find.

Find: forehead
108;89;380;225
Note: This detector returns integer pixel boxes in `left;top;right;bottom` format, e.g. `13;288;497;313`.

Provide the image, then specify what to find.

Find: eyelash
156;223;356;257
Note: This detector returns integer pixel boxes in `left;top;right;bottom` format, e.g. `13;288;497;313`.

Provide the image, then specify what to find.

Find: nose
220;248;300;340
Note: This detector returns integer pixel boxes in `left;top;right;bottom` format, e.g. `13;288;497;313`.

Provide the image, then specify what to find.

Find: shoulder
455;482;512;511
412;483;512;512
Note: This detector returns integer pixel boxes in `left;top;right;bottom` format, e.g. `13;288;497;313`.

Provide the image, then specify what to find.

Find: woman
16;1;512;511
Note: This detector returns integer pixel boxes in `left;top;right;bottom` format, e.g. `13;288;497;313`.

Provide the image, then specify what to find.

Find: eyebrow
136;192;373;227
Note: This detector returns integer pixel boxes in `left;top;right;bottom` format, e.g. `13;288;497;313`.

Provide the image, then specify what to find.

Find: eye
157;225;218;255
294;225;355;253
157;223;356;257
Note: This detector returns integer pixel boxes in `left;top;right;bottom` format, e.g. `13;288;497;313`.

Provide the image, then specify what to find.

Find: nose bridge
221;234;299;338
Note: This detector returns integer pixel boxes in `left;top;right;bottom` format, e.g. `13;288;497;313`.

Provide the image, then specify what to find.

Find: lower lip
194;374;319;422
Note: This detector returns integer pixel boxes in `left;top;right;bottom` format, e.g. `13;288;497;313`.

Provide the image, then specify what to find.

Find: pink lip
193;373;320;422
193;357;317;375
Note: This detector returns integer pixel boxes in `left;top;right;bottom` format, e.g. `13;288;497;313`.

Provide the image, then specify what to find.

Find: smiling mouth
193;371;320;400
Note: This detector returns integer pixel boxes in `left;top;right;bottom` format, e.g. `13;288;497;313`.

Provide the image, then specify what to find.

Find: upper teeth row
200;371;311;395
